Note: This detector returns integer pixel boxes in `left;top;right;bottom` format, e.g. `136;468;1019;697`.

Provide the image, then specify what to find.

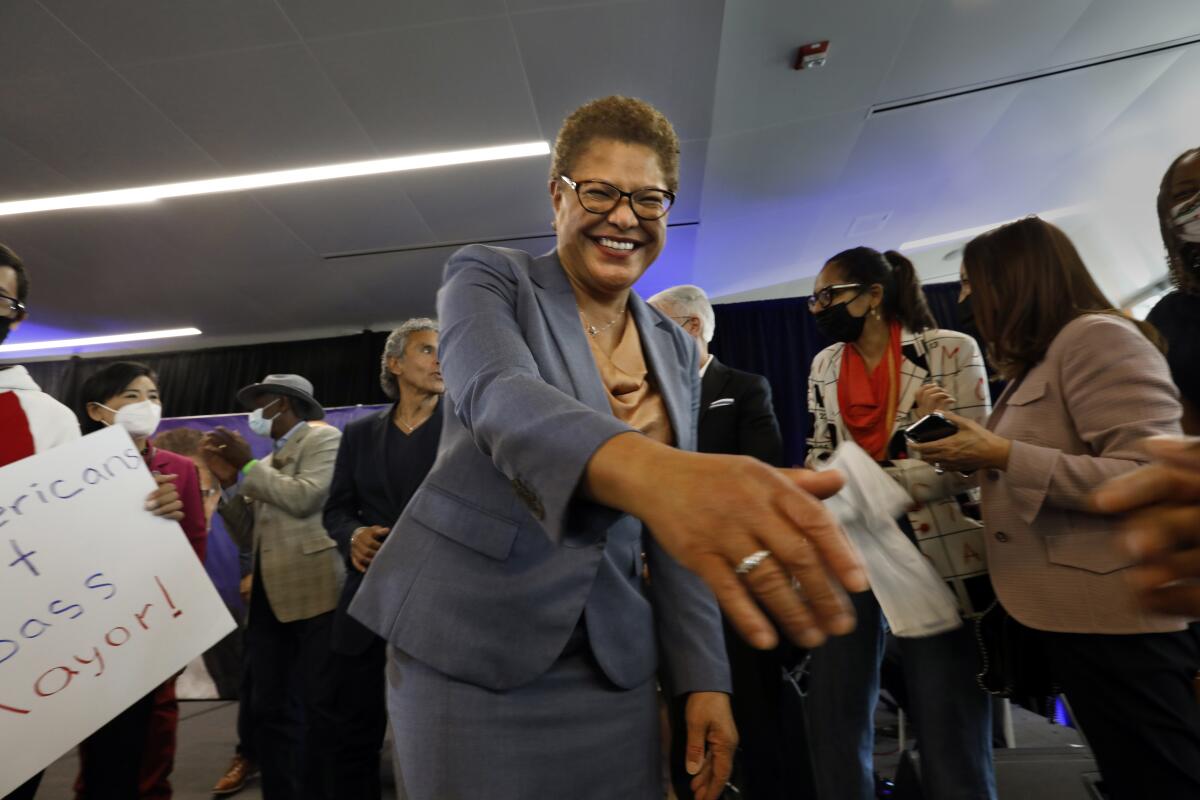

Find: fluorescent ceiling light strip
0;141;551;218
900;206;1083;252
0;327;201;353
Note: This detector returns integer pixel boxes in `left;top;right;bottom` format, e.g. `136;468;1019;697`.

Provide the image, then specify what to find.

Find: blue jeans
807;590;996;800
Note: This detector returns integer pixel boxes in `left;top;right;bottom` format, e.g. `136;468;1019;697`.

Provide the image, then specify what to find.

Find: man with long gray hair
321;318;442;799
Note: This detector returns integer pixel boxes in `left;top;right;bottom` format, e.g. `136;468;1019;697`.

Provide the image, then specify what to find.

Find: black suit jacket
671;358;817;799
322;405;442;654
698;357;784;467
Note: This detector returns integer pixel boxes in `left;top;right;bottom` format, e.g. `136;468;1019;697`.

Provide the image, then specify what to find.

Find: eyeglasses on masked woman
807;283;864;312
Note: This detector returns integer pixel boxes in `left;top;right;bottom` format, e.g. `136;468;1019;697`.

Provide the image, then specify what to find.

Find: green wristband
241;459;258;476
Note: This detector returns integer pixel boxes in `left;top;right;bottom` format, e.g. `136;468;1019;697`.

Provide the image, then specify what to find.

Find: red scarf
0;391;36;466
837;322;901;461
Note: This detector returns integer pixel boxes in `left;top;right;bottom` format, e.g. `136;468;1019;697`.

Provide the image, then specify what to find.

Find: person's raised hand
350;526;389;573
202;446;239;488
684;691;737;800
204;427;254;471
588;434;868;650
145;473;184;521
1093;436;1200;616
914;382;954;419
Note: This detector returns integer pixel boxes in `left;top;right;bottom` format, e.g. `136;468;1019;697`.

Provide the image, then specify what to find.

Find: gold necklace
579;306;625;337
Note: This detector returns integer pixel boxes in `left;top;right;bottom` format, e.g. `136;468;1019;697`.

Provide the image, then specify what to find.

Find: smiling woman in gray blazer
349;96;866;800
920;217;1200;800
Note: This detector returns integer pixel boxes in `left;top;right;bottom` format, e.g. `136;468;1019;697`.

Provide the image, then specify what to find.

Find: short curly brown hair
551;96;680;192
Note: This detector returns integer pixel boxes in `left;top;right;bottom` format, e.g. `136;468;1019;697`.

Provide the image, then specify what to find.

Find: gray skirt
386;641;660;800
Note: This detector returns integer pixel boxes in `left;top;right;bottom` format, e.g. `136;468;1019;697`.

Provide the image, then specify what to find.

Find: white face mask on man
1172;193;1200;244
248;398;281;438
99;400;163;439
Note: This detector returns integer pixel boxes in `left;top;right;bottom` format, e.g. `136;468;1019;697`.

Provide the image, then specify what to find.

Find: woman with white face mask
1149;148;1200;434
74;361;208;799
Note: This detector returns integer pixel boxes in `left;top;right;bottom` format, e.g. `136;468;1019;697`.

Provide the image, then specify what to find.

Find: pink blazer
981;313;1187;634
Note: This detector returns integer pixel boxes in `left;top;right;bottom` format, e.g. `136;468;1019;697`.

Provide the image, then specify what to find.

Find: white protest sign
0;426;235;794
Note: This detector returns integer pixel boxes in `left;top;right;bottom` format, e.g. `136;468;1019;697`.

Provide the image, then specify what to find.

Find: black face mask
957;294;975;329
813;301;868;343
1181;242;1200;276
0;316;12;348
958;294;986;343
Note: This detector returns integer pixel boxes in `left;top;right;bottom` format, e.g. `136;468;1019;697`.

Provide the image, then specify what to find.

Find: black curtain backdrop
19;281;965;466
21;330;394;420
711;281;965;466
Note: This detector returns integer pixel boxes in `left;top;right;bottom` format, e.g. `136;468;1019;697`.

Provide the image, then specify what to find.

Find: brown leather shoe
213;754;258;796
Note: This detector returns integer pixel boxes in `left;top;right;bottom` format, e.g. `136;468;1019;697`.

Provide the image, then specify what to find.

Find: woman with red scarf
803;247;996;800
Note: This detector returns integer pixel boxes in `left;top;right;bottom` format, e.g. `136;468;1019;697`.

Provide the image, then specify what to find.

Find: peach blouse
586;315;674;446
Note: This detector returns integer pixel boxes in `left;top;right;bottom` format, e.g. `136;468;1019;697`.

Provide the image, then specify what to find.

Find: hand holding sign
146;473;183;520
0;427;235;796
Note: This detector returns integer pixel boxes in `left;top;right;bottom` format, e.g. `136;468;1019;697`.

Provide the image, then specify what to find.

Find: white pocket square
708;398;735;409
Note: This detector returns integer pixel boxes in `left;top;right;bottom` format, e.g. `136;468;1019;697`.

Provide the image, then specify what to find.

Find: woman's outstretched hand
586;433;868;650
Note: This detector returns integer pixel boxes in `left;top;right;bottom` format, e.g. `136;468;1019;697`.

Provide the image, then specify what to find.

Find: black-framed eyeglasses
559;175;675;221
0;292;25;318
807;283;864;311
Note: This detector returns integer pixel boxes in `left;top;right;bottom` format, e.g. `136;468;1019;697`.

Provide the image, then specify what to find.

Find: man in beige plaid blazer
206;374;343;800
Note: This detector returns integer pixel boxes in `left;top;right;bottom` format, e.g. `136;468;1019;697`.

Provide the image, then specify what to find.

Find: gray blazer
981;313;1187;634
220;422;345;623
351;246;731;694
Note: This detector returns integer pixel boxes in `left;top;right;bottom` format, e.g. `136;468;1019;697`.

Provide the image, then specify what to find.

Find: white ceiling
1;0;1197;357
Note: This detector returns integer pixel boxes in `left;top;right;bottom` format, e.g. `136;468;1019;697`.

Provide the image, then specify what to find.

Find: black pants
235;625;261;763
3;692;154;800
326;636;389;800
77;690;156;798
247;574;338;800
668;623;816;799
1040;626;1200;800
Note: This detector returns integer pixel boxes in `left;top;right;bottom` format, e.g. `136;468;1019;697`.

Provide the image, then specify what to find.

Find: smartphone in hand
903;412;959;444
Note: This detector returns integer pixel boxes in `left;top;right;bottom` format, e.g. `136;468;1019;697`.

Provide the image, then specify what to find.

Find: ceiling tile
0;69;219;190
39;0;297;67
693;110;866;296
308;18;542;153
121;45;377;173
0;136;76;202
707;0;923;136
878;0;1092;102
277;0;505;40
1055;0;1200;65
0;0;104;81
402;155;553;242
507;0;637;11
252;173;436;255
511;0;724;142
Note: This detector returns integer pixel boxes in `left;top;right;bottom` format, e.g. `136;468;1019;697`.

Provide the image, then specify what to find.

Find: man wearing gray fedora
204;374;343;800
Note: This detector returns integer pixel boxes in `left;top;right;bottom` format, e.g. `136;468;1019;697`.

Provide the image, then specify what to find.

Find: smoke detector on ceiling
794;41;830;70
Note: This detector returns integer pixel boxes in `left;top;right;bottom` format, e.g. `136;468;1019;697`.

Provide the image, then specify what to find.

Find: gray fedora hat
236;374;325;420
